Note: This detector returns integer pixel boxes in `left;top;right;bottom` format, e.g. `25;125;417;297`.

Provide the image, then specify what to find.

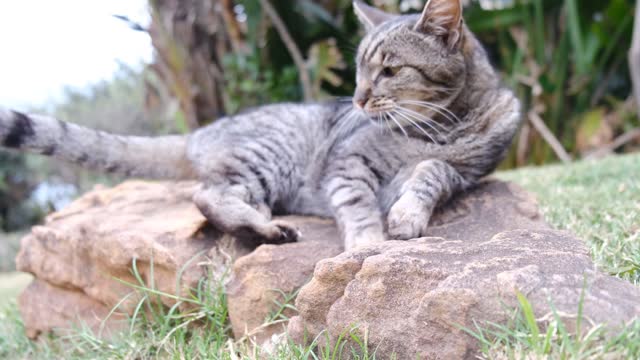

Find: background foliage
201;0;638;166
142;0;639;164
0;2;637;357
0;0;638;234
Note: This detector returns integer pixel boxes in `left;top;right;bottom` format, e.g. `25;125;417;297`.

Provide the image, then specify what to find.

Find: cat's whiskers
386;111;409;138
395;106;446;134
344;101;448;144
398;100;461;124
393;109;432;138
348;110;366;132
398;100;458;124
397;105;447;131
380;112;387;133
335;108;361;137
382;112;395;136
398;102;454;126
334;109;352;135
390;110;436;143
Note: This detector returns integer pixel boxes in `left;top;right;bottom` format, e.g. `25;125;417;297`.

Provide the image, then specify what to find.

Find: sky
0;0;153;109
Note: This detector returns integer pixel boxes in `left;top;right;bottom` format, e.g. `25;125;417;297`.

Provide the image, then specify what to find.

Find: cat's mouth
353;96;396;114
357;102;397;118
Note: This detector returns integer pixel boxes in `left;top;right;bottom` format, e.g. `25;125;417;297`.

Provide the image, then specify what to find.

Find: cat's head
352;0;470;128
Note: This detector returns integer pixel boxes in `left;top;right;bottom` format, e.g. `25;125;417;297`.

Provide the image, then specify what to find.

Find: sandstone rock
19;279;127;339
226;180;543;344
15;181;249;338
18;181;219;305
15;181;342;340
289;232;640;358
18;177;640;360
424;179;549;240
226;216;343;344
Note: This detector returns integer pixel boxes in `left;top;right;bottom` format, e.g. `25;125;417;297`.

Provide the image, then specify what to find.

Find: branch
586;128;640;159
629;3;640;116
516;122;531;166
527;110;572;163
258;0;314;101
112;14;147;32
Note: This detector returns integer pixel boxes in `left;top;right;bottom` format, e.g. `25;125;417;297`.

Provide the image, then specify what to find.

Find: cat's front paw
387;193;431;240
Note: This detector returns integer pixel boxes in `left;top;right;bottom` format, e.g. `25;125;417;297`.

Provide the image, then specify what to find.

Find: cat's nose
355;98;368;109
353;89;371;109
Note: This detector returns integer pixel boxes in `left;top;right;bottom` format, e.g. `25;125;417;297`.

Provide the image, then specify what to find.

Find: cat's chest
362;128;434;155
338;130;439;176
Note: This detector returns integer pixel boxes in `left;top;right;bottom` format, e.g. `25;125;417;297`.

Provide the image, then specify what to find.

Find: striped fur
0;0;522;249
0;109;194;179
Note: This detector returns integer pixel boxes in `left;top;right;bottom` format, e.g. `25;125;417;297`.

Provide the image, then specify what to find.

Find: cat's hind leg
187;116;302;244
193;184;299;245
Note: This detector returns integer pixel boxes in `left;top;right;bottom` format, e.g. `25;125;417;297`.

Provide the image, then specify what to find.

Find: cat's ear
353;1;394;31
414;0;463;50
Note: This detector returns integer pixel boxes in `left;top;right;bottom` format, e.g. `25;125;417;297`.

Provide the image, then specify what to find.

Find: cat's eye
381;66;401;77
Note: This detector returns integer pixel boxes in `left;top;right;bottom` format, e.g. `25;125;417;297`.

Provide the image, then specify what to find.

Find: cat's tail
0;108;196;180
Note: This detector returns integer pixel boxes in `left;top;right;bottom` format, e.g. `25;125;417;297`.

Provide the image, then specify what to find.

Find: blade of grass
515;290;541;351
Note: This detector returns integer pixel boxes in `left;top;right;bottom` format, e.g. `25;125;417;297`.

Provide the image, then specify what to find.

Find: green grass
465;288;640;359
0;263;375;359
0;154;638;359
498;153;640;284
476;153;640;359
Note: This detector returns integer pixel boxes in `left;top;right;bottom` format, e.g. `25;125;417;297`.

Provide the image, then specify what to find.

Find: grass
0;262;375;359
0;153;638;359
498;153;640;284
465;289;640;359
474;153;640;359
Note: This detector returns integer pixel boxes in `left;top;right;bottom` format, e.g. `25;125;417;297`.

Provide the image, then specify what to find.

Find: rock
225;179;546;344
18;279;127;339
424;179;549;240
15;181;250;338
288;181;640;359
226;217;343;344
15;181;342;340
18;177;640;360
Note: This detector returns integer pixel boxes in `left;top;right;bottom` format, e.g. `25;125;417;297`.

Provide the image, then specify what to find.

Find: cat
0;0;521;250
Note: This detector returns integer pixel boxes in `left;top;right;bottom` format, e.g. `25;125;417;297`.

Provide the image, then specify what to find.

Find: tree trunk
147;0;232;129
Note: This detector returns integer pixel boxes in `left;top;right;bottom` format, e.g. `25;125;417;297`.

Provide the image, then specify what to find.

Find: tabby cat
0;0;521;250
